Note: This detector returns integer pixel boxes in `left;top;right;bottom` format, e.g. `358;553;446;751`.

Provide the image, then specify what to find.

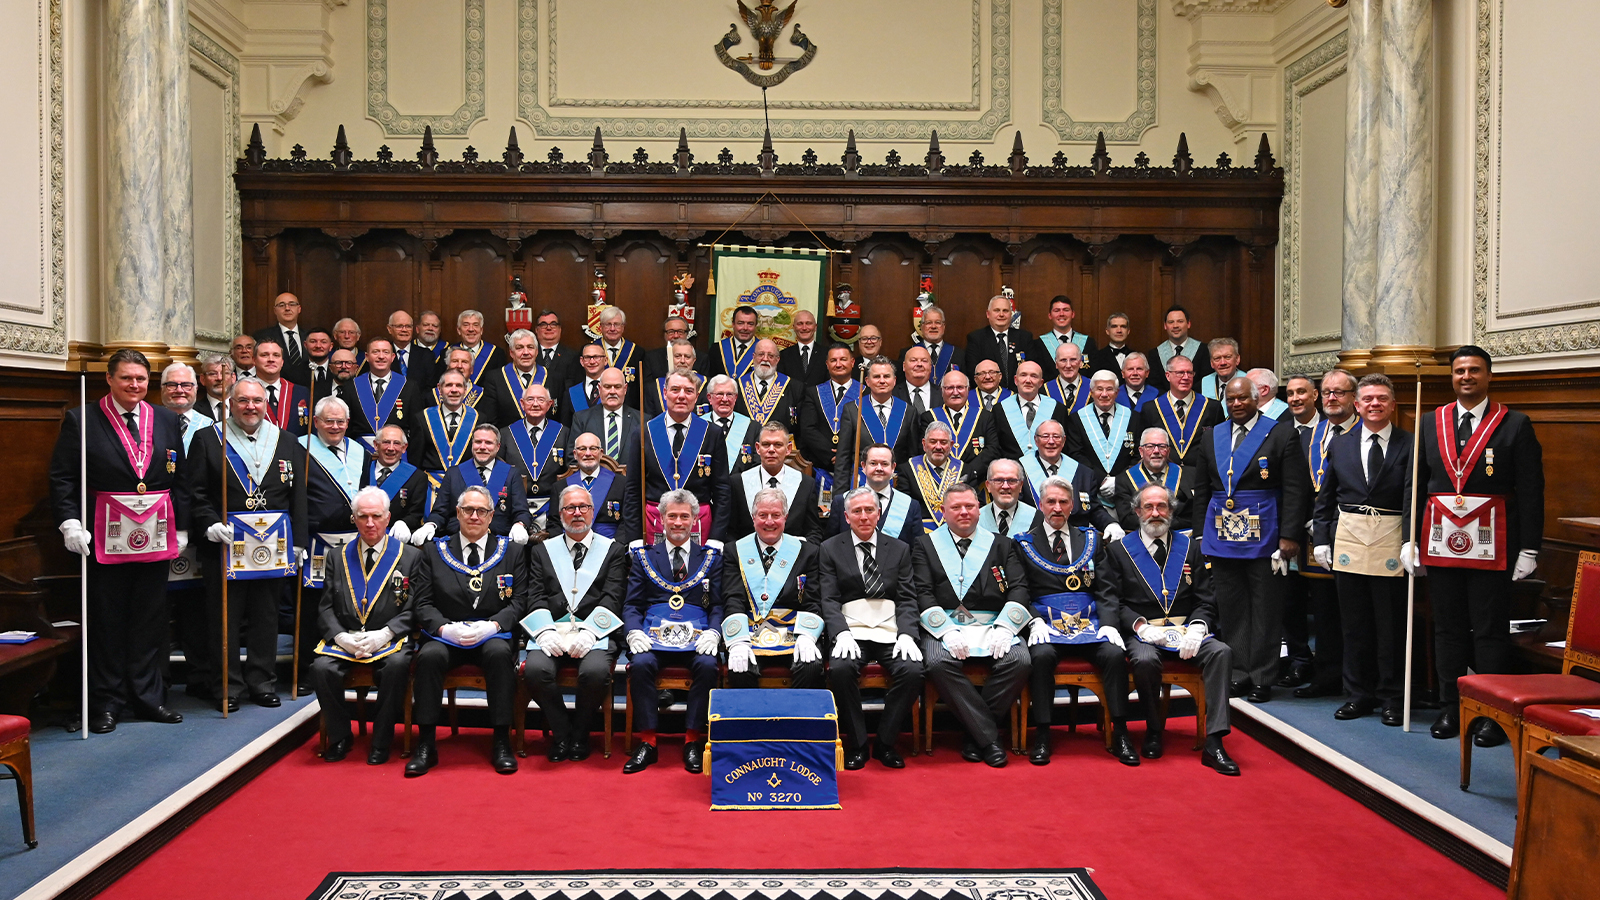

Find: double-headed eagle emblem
715;1;818;88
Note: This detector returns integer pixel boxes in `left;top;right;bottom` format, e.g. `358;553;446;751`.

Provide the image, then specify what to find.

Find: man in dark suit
189;377;308;711
386;310;438;389
821;487;925;768
309;487;419;764
1019;419;1116;535
298;396;370;687
302;329;336;400
991;361;1066;459
621;371;732;544
252;292;311;387
425;423;532;542
912;483;1032;767
1146;305;1211;393
252;339;310;438
1192;376;1311;704
1414;345;1545;744
798;345;860;481
337;338;428;453
829;443;926;544
49;348;191;732
735;340;801;431
896;422;966;535
524;484;629;761
704;304;760;380
720;488;825;688
963;292;1035;390
1113;428;1201;535
1065;369;1138;499
1017;477;1138;766
833;358;920;488
1087;311;1133;379
703;374;761;476
895;345;939;422
902;305;960;382
1115;352;1156;413
589;305;644;410
1101;481;1239;774
409;369;476;486
1312;373;1413;726
561;431;628;539
728;422;824;543
643;341;703;418
917;370;998;482
562;344;608;427
1136;354;1223;468
641;315;691;387
531;309;577;407
850;326;897;384
371;424;427;539
1030;295;1099;380
415;310;449;371
480;328;552;429
405;485;529;776
569;367;639;462
779;309;831;388
621;488;723;773
452;309;510;388
498;382;566;533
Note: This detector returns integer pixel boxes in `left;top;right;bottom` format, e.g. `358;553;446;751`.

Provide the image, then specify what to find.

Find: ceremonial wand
292;376;315;701
851;388;863;490
1402;360;1423;732
219;417;230;719
77;370;88;739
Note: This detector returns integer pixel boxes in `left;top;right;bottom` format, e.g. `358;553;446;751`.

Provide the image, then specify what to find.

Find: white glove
695;629;720;655
409;522;436;546
528;629;558;656
1178;623;1205;660
892;633;924;662
1137;622;1168;645
1099;476;1116;498
1513;549;1538;581
1270;549;1287;576
59;519;91;556
625;630;651;654
943;629;970;660
1096;625;1125;650
1102;522;1126;542
794;633;821;663
361;627;395;653
1314;545;1332;568
438;622;467;644
568;629;597;657
175;530;189;553
296;547;309;565
728;642;754;673
1027;618;1052;646
205;522;230;543
389;520;412;543
334;632;364;656
831;632;861;660
704;539;724;552
509;522;530;545
987;630;1014;658
627;539;645;551
1399;541;1418;575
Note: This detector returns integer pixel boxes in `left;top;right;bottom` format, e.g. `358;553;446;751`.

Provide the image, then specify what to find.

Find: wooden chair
514;659;614;759
0;714;35;848
315;665;382;757
1520;703;1600;788
1037;658;1113;750
1458;551;1600;790
857;660;920;751
404;662;528;758
922;663;1028;755
622;663;706;750
1148;660;1208;751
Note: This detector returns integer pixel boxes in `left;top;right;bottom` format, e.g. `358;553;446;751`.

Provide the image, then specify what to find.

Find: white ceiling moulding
1173;0;1284;144
189;0;344;147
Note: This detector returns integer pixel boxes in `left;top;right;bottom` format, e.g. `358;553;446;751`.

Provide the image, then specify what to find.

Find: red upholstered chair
0;715;35;849
1520;703;1600;785
1457;550;1600;791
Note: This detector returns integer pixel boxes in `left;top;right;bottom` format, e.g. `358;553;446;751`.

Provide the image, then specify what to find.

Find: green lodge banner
709;245;829;349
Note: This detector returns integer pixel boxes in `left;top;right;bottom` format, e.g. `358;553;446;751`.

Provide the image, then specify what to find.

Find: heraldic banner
710;245;829;348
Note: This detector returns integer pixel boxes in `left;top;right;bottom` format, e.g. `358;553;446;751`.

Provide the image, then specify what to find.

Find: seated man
721;488;825;689
621;489;723;774
370;424;427;541
523;485;629;762
1016;478;1138;767
561;432;627;538
727;421;824;542
406;485;529;777
309;487;419;765
1100;482;1239;775
912;483;1032;768
916;370;998;479
828;443;925;545
422;423;532;543
820;487;924;769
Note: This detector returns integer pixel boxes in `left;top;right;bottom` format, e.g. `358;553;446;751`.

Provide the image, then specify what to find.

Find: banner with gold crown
709;246;828;350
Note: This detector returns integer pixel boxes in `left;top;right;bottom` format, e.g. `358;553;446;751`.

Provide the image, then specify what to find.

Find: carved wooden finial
842;129;860;173
759;127;777;174
1173;132;1193;176
1008;131;1027;175
588;126;608;170
675;127;693;173
925;129;944;174
244;122;266;170
331;124;352;169
504;126;523;167
417;125;438;170
1090;132;1111;175
1254;133;1277;175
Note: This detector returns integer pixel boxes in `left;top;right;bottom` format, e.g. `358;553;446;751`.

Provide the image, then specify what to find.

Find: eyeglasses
164;382;196;390
560;503;593;513
458;507;492;518
1321;389;1352;398
988;477;1020;485
317;418;348;426
1138;443;1169;451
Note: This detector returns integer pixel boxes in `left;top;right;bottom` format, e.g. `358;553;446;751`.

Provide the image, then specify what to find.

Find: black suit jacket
623;540;724;634
1312;425;1414;548
963;326;1036;389
620;415;732;543
893;380;940;419
1191;415;1312;546
779;342;832;388
526;535;629;623
187;424;309;550
1016;522;1119;626
1113;464;1201;535
49;401;192;530
852;355;898;385
478;366;547;429
797;382;856;473
303;440;373;534
393;342;438;389
458;344;510;386
1064;405;1139;483
558;466;629;536
915;407;998;480
426;460;533;537
911;530;1031;616
832;398;921;489
727;468;825;543
337;371;430;445
252;324;312;387
567;405;640;462
1414;405;1543;557
827;490;926;545
317;540;421;640
374;461;428;530
988;395;1069;461
499;421;567;510
413;535;528;634
1135;394;1225;468
641;346;672;386
817;531;920;642
1101;533;1216;634
734;375;802;431
720;538;822;621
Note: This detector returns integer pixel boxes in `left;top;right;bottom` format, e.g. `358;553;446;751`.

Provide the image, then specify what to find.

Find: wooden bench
0;537;80;716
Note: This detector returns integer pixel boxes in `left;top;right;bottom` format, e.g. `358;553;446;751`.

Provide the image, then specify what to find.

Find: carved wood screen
236;128;1283;361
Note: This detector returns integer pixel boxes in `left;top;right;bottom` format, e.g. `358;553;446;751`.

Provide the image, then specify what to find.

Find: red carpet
101;721;1501;900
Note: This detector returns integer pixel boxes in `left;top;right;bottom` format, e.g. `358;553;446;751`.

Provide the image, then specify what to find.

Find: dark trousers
1212;557;1283;688
87;558;170;716
201;563;283;699
627;649;719;734
309;648;412;748
1429;565;1513;703
524;641;621;742
1305;574;1345;691
1128;638;1232;736
1282;572;1313;667
169;583;209;693
727;651;825;689
921;637;1029;747
1028;639;1129;725
1336;571;1408;707
826;640;924;750
412;637;517;728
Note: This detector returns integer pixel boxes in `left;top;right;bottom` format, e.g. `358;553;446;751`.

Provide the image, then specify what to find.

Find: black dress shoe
1027;731;1051;766
367;745;391;765
296;684;314;697
1229;681;1250;699
568;737;592;761
1430;709;1460;739
844;747;869;770
1472;718;1508;748
657;689;676;712
404;742;436;777
981;742;1008;768
1201;744;1240;776
1295;683;1342;698
323;737;352;762
546;739;568;762
89;712;116;734
215;697;240;713
138;705;183;724
873;743;905;769
491;737;518;774
1275;663;1312;688
1381;706;1404;727
960;736;982;763
1247;685;1272;704
1334;700;1376;720
251;692;281;708
623;742;658;774
1109;731;1140;767
682;741;704;773
1142;730;1164;759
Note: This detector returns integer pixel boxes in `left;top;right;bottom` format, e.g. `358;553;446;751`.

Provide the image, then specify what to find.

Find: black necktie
521;372;531;389
1024;401;1036;430
528;425;540;449
672;546;686;581
877;403;889;427
123;410;137;432
365;547;376;572
573;541;587;569
373;378;385;398
1065;385;1076;408
1457;410;1474;451
1052;531;1067;558
1047;462;1058;476
541;349;554;366
1175;399;1187;421
1153;539;1168;567
859;541;882;597
951;409;963;433
672;423;686;457
331;443;344;461
1100;411;1112;437
768;475;780;489
179;413;189;432
447;411;460;439
588;381;598;405
1233;424;1246;451
719;416;732;433
467;542;481;568
378;465;392;485
835;384;845;404
285;330;302;365
1367;433;1383;487
758;380;770;401
761;545;776;572
997;510;1010;536
956;537;972;558
736;342;747;360
266;384;278;409
800;345;810;371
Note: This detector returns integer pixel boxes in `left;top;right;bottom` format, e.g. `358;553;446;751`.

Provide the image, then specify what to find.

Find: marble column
1372;0;1435;365
1339;0;1381;369
161;0;196;364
